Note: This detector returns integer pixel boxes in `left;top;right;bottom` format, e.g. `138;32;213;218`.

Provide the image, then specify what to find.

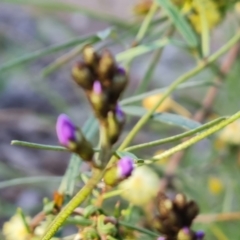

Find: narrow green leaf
116;38;169;62
155;0;198;47
0;176;61;189
3;0;132;28
58;154;82;196
0;28;113;73
122;106;201;130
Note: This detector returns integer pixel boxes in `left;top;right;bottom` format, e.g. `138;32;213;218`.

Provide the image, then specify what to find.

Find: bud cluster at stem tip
72;45;128;145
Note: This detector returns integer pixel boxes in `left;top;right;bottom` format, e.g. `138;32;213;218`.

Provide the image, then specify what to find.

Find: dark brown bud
158;198;173;218
72;62;94;90
185;201;199;223
108;67;128;103
98;50;116;80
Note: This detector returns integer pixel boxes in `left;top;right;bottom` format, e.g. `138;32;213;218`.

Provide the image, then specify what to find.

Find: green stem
41;170;105;240
125;116;227;151
135;48;163;95
118;221;159;237
120;79;213;105
115;29;240;153
152;110;240;163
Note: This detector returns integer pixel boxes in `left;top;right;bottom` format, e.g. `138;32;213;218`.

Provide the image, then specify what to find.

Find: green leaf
155;0;198;47
0;176;61;189
116;38;169;62
122;106;201;130
58;154;82;196
3;0;132;28
0;28;113;73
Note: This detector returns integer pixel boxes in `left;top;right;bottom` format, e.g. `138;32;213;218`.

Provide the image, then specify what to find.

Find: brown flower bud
108;67;128;104
174;194;187;210
98;50;115;81
72;62;94;90
185;201;199;223
83;45;99;70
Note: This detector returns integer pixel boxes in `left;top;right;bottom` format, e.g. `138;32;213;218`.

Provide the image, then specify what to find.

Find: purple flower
195;231;205;239
157;237;166;240
56;114;77;146
117;156;134;178
93;81;102;94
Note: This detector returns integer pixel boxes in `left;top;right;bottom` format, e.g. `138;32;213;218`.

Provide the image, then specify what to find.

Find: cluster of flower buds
103;156;135;186
153;193;204;240
75;205;119;240
56;114;94;162
72;45;128;145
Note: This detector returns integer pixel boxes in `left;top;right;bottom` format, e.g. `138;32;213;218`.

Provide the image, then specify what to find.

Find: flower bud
83;45;99;70
89;81;108;118
72;62;94;90
108;67;128;104
81;227;100;240
98;50;115;80
107;105;125;145
185;201;199;223
103;157;134;186
177;228;193;240
157;237;166;240
174;193;187;209
56;114;94;161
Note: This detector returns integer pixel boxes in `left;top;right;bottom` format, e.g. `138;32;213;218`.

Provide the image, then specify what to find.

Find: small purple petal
117;66;126;75
93;81;102;94
157;237;166;240
115;104;125;122
182;227;190;235
195;231;205;239
117;156;134;178
56;114;76;146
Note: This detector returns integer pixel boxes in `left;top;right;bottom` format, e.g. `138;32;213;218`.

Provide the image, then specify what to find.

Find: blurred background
1;0;240;239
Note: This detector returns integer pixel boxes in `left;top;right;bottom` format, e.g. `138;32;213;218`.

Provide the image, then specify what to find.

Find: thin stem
125;116;226;151
118;221;159;237
41;169;105;240
195;212;240;223
116;29;240;154
135;48;163;95
120;79;214;105
151;110;240;163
